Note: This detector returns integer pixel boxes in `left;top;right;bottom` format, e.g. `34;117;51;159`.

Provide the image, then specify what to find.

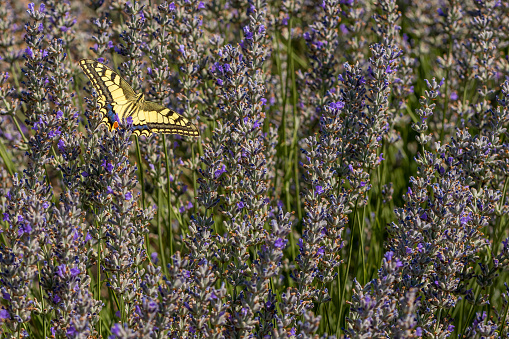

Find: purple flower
111;324;122;336
237;201;245;209
214;164;226;178
57;139;65;153
329;101;345;110
2;213;9;222
2;292;10;301
147;300;158;313
274;238;286;249
0;309;9;320
56;264;67;278
460;213;472;225
67;327;77;336
243;26;253;40
125;192;132;201
25;47;33;58
385;251;394;261
198;1;205;9
53;294;61;303
315;185;324;195
151;252;158;264
70;267;80;277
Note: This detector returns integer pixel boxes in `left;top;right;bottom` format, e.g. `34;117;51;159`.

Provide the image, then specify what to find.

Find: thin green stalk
358;204;367;285
324;301;332;334
192;143;198;215
135;136;146;209
10;107;28;145
461;284;481;334
499;292;509;336
335;263;342;336
0;138;14;176
338;203;358;333
37;262;46;338
134;135;150;256
289;9;302;259
435;308;442;334
493;177;509;254
95;217;102;335
440;33;453;142
157;178;167;273
163;135;174;255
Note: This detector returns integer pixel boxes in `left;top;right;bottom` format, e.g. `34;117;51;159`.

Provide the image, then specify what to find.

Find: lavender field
1;0;509;337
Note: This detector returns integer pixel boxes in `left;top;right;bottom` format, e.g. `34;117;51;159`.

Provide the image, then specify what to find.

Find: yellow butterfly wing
133;101;200;137
79;59;141;132
79;59;199;137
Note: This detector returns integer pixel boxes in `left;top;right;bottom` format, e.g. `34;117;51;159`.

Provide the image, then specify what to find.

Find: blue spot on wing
104;103;150;132
132;123;150;131
105;103;118;123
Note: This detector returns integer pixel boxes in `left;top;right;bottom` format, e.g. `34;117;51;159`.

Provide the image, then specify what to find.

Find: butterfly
79;59;199;137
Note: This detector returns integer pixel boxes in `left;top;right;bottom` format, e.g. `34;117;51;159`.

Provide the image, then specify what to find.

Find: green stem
462;285;481;334
192;143;198;215
157;176;167;273
493;177;509;255
37;262;46;338
95;216;102;335
338;203;358;334
359;204;367;285
135;136;146;209
163;135;174;255
500;291;509;336
440;33;453;142
134;136;150;256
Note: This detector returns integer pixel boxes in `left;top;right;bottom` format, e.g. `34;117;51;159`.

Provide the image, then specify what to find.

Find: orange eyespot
112;121;119;130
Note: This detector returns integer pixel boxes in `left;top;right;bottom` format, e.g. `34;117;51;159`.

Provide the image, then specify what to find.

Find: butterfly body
79;59;199;137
